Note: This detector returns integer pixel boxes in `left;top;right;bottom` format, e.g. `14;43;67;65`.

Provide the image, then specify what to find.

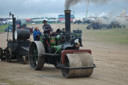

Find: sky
0;0;128;18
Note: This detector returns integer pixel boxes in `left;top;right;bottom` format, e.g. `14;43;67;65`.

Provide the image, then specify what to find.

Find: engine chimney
65;10;71;42
9;12;16;41
12;17;16;41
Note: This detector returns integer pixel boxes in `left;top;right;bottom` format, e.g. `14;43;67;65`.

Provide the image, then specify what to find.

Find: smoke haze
65;0;128;9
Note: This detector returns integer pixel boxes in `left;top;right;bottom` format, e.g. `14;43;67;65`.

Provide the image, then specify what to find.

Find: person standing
42;20;53;53
42;20;53;34
33;27;41;41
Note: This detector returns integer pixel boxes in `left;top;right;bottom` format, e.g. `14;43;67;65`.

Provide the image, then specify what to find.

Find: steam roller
28;10;95;78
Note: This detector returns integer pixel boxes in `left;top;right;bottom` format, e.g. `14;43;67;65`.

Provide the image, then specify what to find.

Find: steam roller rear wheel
29;41;45;70
61;53;94;78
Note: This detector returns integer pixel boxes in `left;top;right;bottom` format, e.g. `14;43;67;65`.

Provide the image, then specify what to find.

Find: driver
42;20;53;34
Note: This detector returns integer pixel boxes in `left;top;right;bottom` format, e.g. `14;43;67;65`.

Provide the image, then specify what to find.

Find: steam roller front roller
29;41;45;70
61;52;95;78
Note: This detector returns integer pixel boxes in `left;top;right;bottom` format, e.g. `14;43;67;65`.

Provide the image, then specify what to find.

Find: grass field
83;28;128;45
0;24;8;32
69;24;128;45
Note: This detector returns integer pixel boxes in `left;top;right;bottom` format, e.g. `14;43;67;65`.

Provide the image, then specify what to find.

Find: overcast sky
0;0;128;18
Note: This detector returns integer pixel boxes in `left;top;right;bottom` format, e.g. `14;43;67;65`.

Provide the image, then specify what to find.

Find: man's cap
42;20;47;23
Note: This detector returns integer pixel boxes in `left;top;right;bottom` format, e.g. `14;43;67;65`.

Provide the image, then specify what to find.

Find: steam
65;0;128;10
65;0;128;26
65;0;82;10
65;0;110;10
93;10;128;26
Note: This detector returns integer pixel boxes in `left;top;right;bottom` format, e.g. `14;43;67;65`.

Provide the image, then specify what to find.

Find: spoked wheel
6;49;12;62
61;53;94;78
29;41;45;70
21;56;27;64
0;48;3;60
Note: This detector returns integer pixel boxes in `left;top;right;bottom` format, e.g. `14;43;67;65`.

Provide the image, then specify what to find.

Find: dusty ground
0;24;128;85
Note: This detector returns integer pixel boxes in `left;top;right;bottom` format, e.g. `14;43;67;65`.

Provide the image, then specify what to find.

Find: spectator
33;27;41;41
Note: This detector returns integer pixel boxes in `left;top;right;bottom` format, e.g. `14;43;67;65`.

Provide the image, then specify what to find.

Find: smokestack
12;17;16;41
10;12;16;41
65;10;71;42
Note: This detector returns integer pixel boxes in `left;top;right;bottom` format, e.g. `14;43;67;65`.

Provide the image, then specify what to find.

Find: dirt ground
0;24;128;85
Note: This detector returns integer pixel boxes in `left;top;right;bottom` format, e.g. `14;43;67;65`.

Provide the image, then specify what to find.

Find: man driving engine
42;20;53;53
42;20;53;34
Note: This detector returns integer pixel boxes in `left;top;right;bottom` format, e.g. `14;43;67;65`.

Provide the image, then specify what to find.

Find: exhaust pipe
65;10;71;42
9;12;16;41
12;17;16;41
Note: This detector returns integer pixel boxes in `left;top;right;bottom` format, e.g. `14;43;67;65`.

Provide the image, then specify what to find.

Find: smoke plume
65;0;81;10
65;0;110;10
65;0;127;10
93;15;128;26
